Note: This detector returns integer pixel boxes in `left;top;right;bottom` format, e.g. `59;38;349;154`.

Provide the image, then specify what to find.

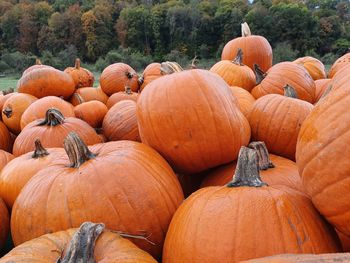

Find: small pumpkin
229;86;255;118
22;59;53;76
328;52;350;78
106;86;139;109
64;58;95;88
103;100;140;142
0;150;14;172
0;122;11;152
2;93;37;134
314;78;332;103
294;56;327;80
0;198;9;250
74;100;108;128
70;86;109;106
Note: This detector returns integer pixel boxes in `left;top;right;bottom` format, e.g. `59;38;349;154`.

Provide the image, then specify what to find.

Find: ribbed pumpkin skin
294;56;327;80
103;100;140;142
11;140;184;259
210;60;256;91
140;63;162;91
0;93;16;115
296;86;350;236
20;96;75;130
2;93;37;134
229;86;255;118
106;91;138;109
13;117;102;156
201;154;304;192
0;122;11;152
221;36;272;72
0;150;14;172
328;52;350;78
251;62;316;103
0;198;9;250
249;94;313;161
241;253;350;263
22;64;54;76
137;69;251;174
0;148;66;209
332;63;350;91
100;63;139;95
17;68;75;99
314;79;332;103
0;227;157;263
163;186;340;263
74;101;108;128
70;87;109;106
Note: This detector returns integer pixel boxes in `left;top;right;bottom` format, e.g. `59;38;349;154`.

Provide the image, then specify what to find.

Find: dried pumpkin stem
57;222;104;263
63;132;96;168
75;58;81;69
2;87;14;95
138;75;144;86
35;58;42;65
190;55;197;69
32;139;49;159
2;106;12;118
248;141;274;170
241;22;252;37
254;64;266;85
227;146;267;188
125;86;132;94
232;48;243;66
283;85;298;98
37;108;65;126
160;62;183;75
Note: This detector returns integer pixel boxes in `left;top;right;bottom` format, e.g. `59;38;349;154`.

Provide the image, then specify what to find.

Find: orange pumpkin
64;58;95;88
106;86;138;109
2;93;37;134
11;132;184;259
229;86;255;118
12;108;102;156
17;67;75;99
0;140;66;208
0;197;9;250
294;56;327;80
241;253;350;263
221;22;272;72
337;230;350;252
137;69;250;174
70;86;109;106
22;59;53;76
249;85;313;161
74;100;108;128
1;222;157;262
0;122;11;152
100;63;139;95
314;78;332;103
103;100;140;142
251;62;316;103
139;63;162;91
0;150;14;172
332;63;350;91
328;52;350;78
0;91;16;118
20;96;75;130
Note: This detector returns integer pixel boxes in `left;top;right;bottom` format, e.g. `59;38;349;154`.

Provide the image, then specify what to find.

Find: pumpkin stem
57;222;104;263
125;86;132;94
248;141;274;170
227;146;267;188
2;87;14;95
254;64;266;85
126;71;134;79
37;108;65;126
138;75;144;86
63;132;96;168
32;139;49;159
241;22;252;37
190;55;198;69
35;58;42;65
160;61;184;75
75;58;81;69
283;85;298;98
73;93;85;105
232;48;243;66
2;106;12;118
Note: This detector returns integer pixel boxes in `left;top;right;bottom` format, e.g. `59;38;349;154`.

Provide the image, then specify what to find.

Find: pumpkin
241;253;350;263
314;79;332;103
201;141;304;193
332;63;350;91
163;147;341;263
337;230;350;252
70;86;109;106
176;172;207;198
11;132;184;259
1;222;157;262
74;100;108;128
64;58;95;88
221;22;272;72
106;86;139;109
17;67;75;99
296;84;350;236
22;59;53;76
328;52;350;78
0;140;66;208
20;96;75;130
137;69;250;174
12;108;102;156
0;198;9;250
0;122;11;152
0;90;16;118
2;93;37;134
249;85;313;161
100;63;139;95
294;56;327;80
229;86;255;118
251;62;316;103
210;49;256;91
103;100;140;142
0;150;14;172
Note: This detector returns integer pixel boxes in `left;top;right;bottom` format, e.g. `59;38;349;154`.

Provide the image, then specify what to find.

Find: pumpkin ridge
252;95;272;140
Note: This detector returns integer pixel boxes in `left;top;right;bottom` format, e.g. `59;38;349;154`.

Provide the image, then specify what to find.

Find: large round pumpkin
100;63;139;95
137;69;250;174
332;63;350;91
0;122;11;152
22;59;53;76
294;56;327;80
296;84;350;236
229;86;255;118
74;100;108;128
17;67;75;99
163;147;341;263
12;108;102;156
11;132;184;259
221;22;272;72
314;79;332;103
70;86;109;106
0;150;14;172
0;198;9;250
106;86;138;109
64;58;95;88
251;62;316;103
139;63;162;91
328;52;350;78
1;222;156;262
20;96;75;130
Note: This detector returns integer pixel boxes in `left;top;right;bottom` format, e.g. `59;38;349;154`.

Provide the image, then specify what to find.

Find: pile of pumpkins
0;22;350;262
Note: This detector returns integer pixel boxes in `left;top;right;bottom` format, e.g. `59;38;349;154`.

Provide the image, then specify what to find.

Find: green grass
0;75;19;91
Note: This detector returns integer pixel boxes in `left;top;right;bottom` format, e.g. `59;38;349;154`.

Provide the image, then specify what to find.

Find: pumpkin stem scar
37;108;65;126
2;106;12;118
227;146;268;188
57;222;105;263
248;141;275;170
